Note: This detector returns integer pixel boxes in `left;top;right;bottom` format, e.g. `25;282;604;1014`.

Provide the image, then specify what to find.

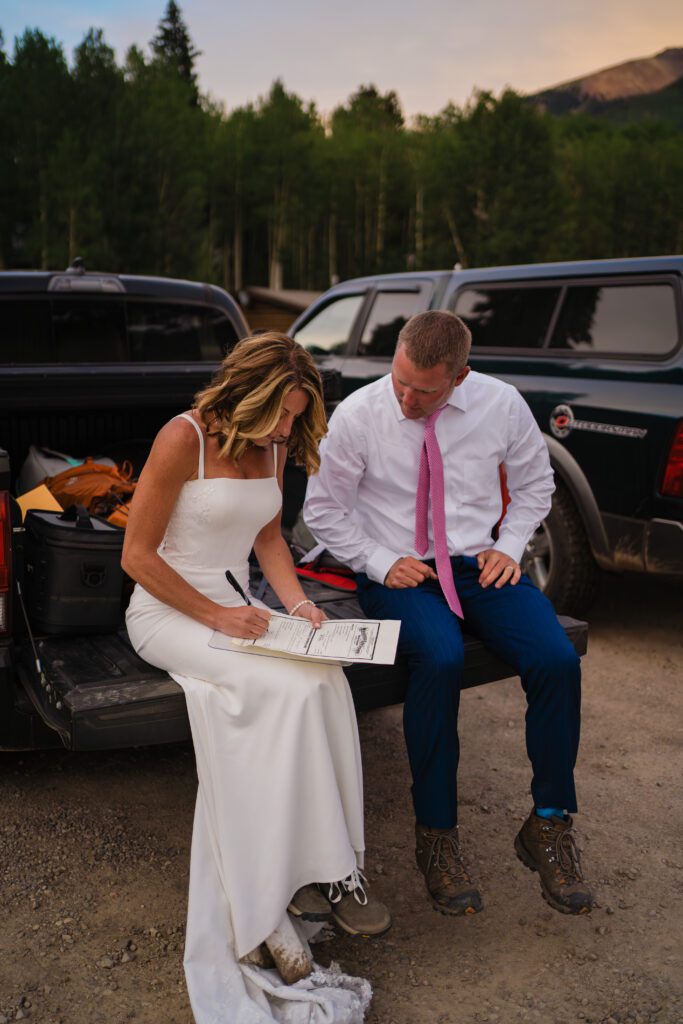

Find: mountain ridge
530;47;683;117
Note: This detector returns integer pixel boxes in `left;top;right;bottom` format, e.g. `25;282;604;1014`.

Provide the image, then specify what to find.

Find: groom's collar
387;372;470;422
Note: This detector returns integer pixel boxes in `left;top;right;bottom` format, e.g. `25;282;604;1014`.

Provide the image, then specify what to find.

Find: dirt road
1;571;682;1024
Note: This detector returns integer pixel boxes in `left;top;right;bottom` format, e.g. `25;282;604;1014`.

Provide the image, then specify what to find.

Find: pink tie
415;407;464;619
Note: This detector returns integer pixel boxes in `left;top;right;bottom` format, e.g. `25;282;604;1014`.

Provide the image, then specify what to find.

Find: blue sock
535;806;564;819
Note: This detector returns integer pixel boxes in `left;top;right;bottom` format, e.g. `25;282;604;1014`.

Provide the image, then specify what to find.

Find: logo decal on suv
550;404;574;438
550;404;647;440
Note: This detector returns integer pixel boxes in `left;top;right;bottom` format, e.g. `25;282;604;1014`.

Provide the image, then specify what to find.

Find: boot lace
327;868;368;906
423;828;469;883
542;821;585;883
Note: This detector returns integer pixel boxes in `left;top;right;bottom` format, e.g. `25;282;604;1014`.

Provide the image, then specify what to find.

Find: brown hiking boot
514;810;595;915
415;822;483;916
325;870;392;937
287;883;331;922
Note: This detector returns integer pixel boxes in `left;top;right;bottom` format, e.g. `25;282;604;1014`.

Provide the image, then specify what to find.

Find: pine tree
151;1;200;104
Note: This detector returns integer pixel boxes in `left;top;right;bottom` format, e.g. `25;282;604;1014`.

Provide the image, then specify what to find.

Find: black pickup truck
0;266;586;753
291;256;683;615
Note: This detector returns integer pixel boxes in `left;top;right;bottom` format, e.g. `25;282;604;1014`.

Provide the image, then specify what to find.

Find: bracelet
289;598;316;616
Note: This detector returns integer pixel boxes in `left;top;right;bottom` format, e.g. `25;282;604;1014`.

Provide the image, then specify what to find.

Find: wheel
521;479;600;617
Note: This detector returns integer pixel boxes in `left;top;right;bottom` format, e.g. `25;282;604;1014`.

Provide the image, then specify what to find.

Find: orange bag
45;459;136;517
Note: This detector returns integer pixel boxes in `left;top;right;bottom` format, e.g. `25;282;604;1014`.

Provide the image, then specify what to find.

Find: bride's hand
294;603;327;630
216;606;271;640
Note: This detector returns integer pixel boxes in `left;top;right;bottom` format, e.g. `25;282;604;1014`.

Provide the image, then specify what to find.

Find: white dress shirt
303;371;554;584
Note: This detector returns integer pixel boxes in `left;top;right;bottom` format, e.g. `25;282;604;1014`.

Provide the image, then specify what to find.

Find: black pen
225;570;252;606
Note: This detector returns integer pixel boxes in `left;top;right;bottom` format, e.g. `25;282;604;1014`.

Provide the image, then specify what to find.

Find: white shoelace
327;868;368;906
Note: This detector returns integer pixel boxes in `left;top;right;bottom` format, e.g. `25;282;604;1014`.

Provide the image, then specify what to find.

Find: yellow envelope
16;484;63;521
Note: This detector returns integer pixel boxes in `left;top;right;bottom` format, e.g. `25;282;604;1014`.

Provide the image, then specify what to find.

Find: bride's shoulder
159;412;201;444
148;414;201;472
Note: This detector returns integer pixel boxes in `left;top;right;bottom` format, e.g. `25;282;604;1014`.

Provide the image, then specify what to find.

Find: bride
123;333;390;1023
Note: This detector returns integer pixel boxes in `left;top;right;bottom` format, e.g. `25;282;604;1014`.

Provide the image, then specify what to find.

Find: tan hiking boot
287;883;332;922
514;810;595;915
415;822;483;916
326;870;392;937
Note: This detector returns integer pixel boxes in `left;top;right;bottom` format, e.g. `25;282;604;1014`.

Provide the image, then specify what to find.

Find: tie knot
424;406;446;431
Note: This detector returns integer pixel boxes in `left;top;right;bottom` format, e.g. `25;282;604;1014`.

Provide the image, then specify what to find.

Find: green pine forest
1;2;682;292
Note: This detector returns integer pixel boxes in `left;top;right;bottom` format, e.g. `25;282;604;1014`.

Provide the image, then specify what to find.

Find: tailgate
16;631;190;751
16;576;587;751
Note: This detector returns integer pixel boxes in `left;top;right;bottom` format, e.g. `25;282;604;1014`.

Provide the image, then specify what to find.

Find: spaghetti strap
177;413;205;480
272;442;278;477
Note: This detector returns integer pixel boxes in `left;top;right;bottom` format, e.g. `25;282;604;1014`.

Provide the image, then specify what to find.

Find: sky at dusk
1;0;682;118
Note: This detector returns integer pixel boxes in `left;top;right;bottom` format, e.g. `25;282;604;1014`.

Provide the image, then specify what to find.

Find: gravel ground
1;571;681;1024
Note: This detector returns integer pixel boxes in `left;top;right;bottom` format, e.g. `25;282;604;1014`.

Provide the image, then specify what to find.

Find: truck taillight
661;421;683;499
0;491;12;635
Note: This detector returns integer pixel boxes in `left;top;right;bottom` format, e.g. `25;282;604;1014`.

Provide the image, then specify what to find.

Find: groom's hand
476;548;521;589
384;556;438;589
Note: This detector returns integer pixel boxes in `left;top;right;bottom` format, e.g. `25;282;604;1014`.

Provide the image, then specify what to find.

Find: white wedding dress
126;414;370;1023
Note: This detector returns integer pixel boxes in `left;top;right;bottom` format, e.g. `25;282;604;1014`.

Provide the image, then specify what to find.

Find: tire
521;479;600;617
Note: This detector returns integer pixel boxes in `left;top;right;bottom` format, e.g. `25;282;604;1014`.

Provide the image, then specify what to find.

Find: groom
303;310;593;917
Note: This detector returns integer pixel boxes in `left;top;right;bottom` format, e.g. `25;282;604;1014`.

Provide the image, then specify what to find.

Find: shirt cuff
492;533;526;565
365;546;404;585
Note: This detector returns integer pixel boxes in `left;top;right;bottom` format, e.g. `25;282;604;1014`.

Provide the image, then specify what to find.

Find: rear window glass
294;294;364;354
454;287;560;349
128;302;221;361
1;295;238;363
205;308;239;358
549;284;678;356
359;291;424;357
0;300;52;362
53;299;127;362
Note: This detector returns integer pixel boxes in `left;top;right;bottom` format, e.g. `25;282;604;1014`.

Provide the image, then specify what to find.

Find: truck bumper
602;514;683;575
645;518;683;574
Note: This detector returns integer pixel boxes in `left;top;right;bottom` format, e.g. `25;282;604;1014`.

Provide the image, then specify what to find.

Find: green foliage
0;6;682;285
455;91;561;266
329;85;410;277
150;0;200;105
553;116;683;259
3;29;71;268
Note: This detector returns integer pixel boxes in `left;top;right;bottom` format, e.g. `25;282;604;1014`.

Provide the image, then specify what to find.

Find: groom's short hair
397;311;471;373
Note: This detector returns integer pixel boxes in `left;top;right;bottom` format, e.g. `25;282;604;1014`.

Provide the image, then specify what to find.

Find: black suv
290;256;683;615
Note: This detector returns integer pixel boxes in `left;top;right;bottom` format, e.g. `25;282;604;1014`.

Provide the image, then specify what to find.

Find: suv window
453;286;561;349
53;299;127;362
1;299;52;362
293;294;365;354
129;302;212;361
359;291;424;357
549;283;678;356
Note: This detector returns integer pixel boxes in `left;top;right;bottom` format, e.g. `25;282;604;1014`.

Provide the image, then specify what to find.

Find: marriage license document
209;614;400;666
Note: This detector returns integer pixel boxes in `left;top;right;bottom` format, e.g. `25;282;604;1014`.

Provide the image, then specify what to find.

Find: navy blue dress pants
356;556;581;828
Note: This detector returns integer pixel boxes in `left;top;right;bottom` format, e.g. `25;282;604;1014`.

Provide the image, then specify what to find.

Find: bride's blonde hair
194;333;328;474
